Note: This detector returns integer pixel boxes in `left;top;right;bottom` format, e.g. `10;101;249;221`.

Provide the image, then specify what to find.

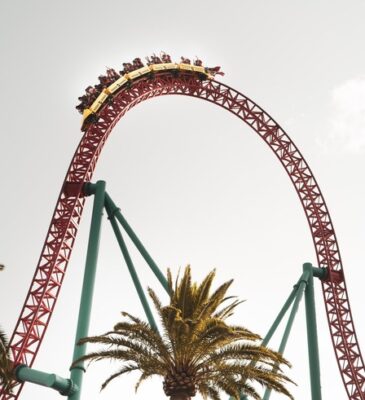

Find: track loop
2;73;364;399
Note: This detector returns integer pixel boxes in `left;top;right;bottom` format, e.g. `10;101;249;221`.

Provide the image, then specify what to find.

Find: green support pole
236;264;324;400
68;180;106;400
237;277;303;400
303;262;322;400
104;192;169;293
277;271;309;354
104;203;158;332
237;276;304;400
261;276;303;347
262;270;309;400
16;365;78;396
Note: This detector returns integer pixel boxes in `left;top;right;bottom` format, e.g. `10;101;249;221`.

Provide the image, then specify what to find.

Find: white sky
1;1;365;399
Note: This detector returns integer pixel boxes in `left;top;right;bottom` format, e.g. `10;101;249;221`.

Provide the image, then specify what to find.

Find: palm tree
75;266;293;400
0;327;13;394
1;265;14;394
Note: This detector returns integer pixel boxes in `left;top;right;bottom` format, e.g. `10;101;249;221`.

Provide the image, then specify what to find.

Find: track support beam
262;269;309;400
303;262;322;400
68;180;106;400
238;262;323;400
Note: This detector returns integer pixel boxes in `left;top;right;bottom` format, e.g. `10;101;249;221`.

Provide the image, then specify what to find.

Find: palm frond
134;371;155;392
206;385;221;400
100;364;139;391
0;330;9;356
194;269;216;312
119;311;144;325
167;268;173;294
213;299;245;320
75;266;293;400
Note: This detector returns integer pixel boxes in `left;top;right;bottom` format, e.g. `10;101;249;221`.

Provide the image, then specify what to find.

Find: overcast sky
1;1;365;399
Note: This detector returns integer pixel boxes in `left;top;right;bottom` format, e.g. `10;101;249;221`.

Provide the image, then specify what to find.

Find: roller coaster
1;53;365;399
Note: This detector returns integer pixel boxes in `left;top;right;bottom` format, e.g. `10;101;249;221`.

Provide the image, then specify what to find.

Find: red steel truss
1;72;364;399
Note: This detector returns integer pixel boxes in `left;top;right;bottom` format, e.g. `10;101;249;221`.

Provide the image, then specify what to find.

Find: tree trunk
170;394;191;400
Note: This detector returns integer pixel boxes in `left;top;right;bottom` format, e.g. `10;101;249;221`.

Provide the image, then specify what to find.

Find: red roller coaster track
1;71;365;399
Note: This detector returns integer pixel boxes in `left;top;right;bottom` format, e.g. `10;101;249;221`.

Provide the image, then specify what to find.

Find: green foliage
0;327;14;394
74;266;294;399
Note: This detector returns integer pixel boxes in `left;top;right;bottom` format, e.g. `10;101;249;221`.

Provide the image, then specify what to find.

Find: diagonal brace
104;200;159;332
104;192;169;293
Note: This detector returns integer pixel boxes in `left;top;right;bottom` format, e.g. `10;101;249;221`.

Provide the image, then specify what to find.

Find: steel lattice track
1;72;364;399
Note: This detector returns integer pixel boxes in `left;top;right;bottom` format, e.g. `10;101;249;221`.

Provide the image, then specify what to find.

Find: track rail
1;72;364;399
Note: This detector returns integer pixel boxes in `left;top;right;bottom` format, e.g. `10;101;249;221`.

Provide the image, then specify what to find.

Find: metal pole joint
82;182;98;196
15;365;78;396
